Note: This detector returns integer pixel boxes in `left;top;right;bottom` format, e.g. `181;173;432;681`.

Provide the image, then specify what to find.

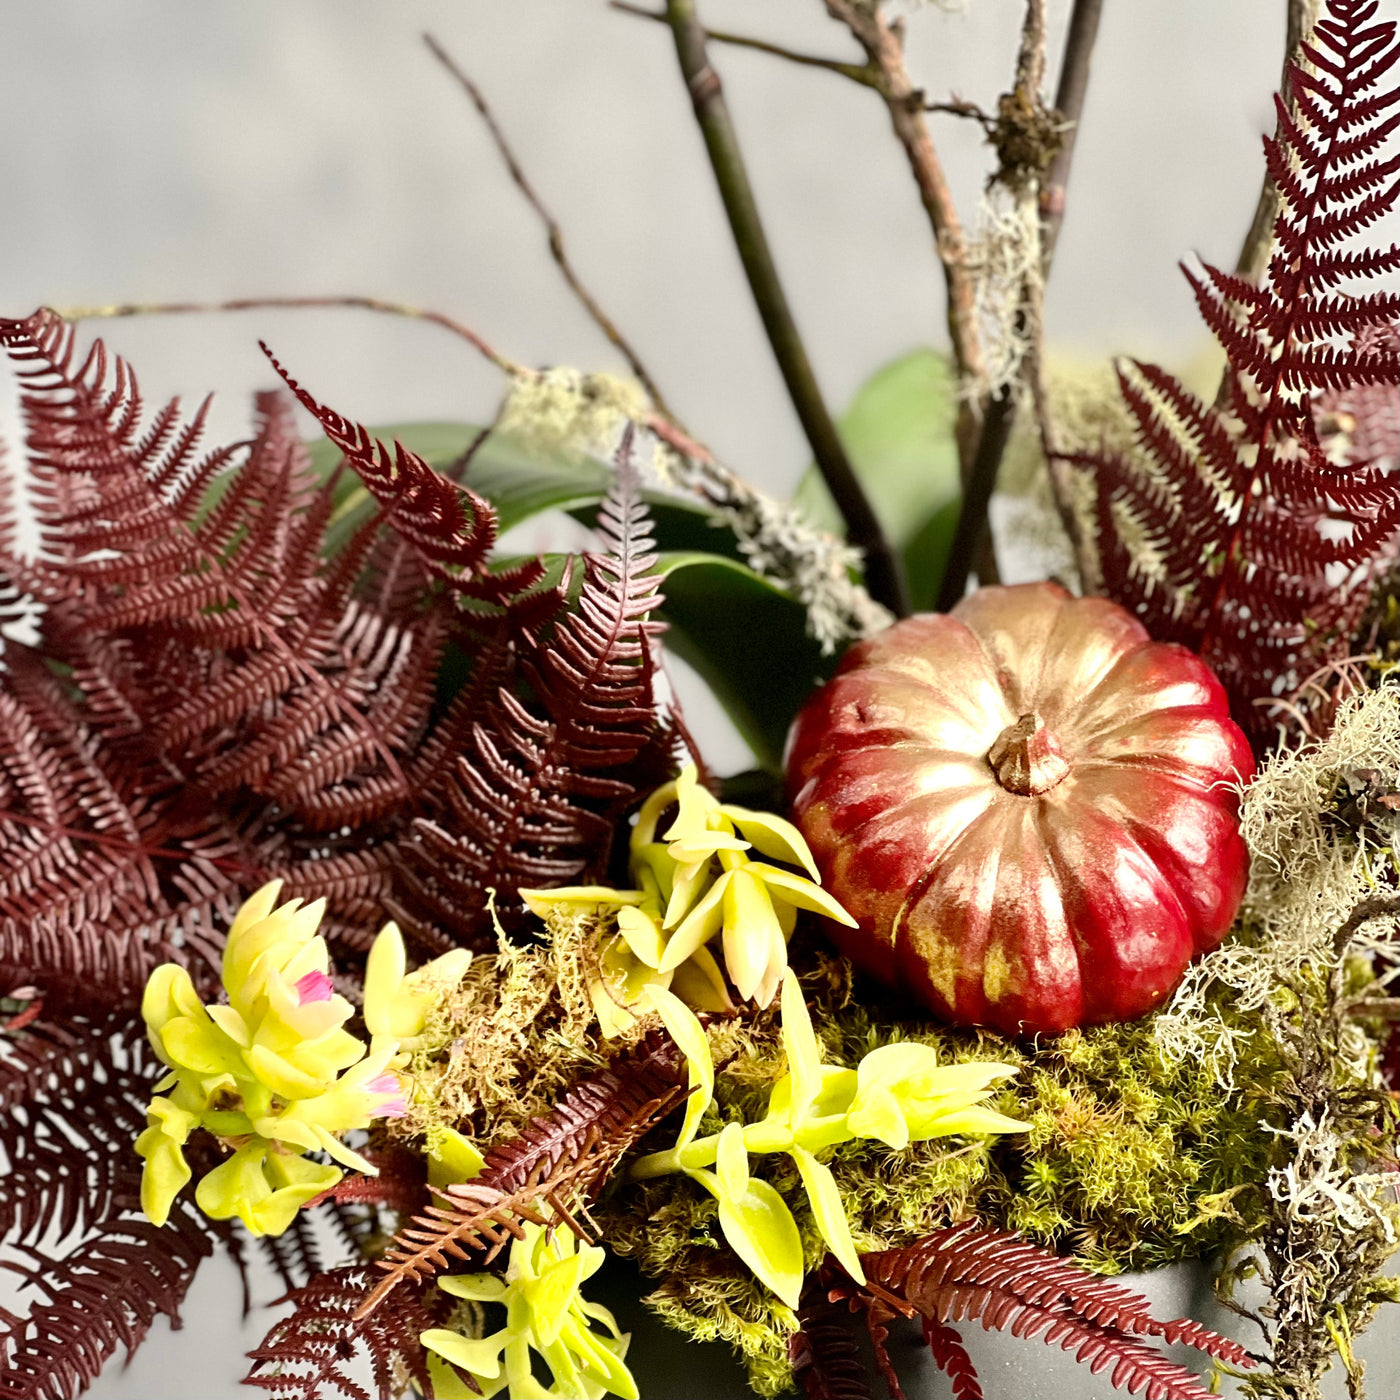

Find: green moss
593;948;1301;1391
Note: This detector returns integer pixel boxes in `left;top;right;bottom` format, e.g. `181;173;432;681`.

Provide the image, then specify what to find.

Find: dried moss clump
387;903;618;1149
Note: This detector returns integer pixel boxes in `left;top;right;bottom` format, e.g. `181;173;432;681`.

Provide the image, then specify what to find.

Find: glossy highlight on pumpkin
785;582;1255;1036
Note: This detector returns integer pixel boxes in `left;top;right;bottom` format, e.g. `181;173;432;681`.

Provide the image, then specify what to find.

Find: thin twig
936;0;1104;603
823;0;987;478
611;2;875;86
935;0;1054;603
925;97;998;130
1332;895;1400;960
935;383;1019;608
661;0;908;617
423;31;675;418
1234;0;1321;284
57;294;525;375
1032;0;1103;587
1039;0;1103;269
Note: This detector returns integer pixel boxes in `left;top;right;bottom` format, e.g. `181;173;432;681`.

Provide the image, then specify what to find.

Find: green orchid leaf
791;1147;865;1285
655;552;835;773
642;984;714;1150
792;348;961;609
305;422;608;552
701;1170;806;1310
306;424;830;770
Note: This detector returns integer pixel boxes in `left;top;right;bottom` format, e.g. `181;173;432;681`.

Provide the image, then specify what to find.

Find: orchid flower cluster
631;972;1030;1308
422;1224;637;1400
522;763;856;1034
136;881;470;1237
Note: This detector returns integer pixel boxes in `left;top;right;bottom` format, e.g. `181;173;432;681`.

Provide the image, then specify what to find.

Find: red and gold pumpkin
785;582;1254;1037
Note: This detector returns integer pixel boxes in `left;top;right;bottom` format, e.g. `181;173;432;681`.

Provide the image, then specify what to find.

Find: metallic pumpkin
785;582;1254;1037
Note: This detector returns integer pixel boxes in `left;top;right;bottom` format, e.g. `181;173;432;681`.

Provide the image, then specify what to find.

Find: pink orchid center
367;1072;407;1119
294;970;334;1005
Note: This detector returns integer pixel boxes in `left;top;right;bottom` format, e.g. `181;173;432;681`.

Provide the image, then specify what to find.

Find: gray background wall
0;2;1395;1396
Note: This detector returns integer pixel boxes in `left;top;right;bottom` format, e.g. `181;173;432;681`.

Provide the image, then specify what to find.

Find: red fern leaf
790;1289;877;1400
921;1315;983;1400
1074;0;1400;745
244;1266;443;1400
827;1224;1255;1400
262;343;539;606
387;432;674;944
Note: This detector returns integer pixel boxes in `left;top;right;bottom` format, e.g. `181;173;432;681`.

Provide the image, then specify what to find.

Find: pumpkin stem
988;714;1071;796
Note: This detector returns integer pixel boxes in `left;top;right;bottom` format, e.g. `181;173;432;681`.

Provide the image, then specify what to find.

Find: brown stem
823;0;986;476
423;32;675;418
662;0;908;618
57;293;523;373
1233;0;1321;284
1033;0;1104;587
611;2;877;86
1331;894;1400;960
1040;0;1103;269
987;712;1071;796
936;383;1019;608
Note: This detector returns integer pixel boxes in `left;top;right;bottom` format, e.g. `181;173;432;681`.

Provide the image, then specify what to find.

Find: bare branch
823;0;987;476
1332;895;1400;960
1040;0;1103;267
611;2;876;87
935;383;1020;608
57;293;524;373
1034;0;1103;585
1234;0;1323;284
660;0;909;617
423;31;676;417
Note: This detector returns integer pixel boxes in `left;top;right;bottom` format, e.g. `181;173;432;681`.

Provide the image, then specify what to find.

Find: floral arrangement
0;3;1397;1400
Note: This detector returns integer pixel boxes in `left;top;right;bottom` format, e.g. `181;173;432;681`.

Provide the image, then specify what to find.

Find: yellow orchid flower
135;883;469;1237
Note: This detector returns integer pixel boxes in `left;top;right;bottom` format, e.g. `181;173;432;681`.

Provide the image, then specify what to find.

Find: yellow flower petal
748;863;858;927
721;806;822;881
722;870;783;1003
658;871;732;972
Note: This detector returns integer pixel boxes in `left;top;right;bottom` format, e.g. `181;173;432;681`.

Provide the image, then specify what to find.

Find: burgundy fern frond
243;1266;442;1400
357;1032;685;1318
0;310;478;1002
790;1290;877;1400
0;1012;151;1249
387;433;675;944
921;1316;983;1400
839;1223;1254;1400
1077;0;1400;744
0;1206;224;1400
0;1013;235;1400
262;343;541;606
